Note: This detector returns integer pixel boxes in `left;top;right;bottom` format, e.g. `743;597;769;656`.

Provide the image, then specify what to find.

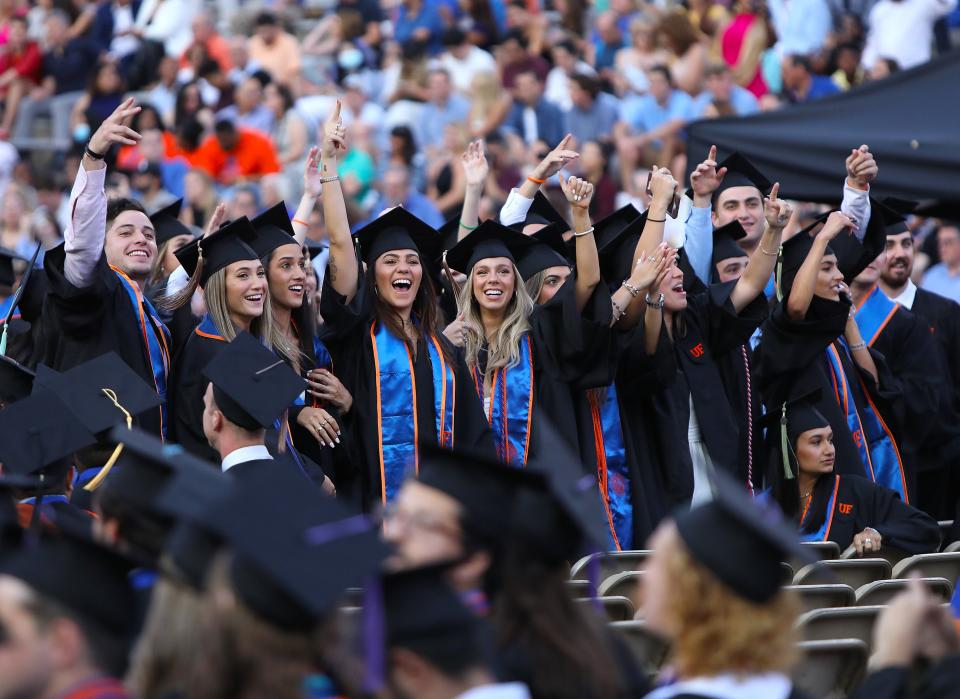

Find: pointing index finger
769;182;780;201
707;144;717;163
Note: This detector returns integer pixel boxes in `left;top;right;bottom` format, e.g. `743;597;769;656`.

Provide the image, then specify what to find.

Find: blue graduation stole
854;284;900;347
825;343;909;502
111;266;172;439
370;321;456;503
0;296;19;322
799;475;840;542
588;384;633;551
474;334;535;468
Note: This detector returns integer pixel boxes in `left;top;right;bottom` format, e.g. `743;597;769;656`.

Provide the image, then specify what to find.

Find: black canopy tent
686;50;960;217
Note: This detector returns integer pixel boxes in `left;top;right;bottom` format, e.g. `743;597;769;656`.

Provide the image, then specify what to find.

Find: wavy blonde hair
664;528;800;678
458;264;535;375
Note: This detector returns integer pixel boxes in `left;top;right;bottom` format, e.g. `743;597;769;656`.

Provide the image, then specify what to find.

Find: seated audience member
691;62;760;117
781;53;840;103
246;11;301;87
502;70;566;148
192;119;281;185
564;73;619;146
921;223;960;303
0;15;42;138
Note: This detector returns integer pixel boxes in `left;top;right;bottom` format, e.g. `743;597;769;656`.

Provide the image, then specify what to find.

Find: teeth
484;289;502;297
129;250;148;257
392;279;412;289
289;285;303;292
245;294;263;302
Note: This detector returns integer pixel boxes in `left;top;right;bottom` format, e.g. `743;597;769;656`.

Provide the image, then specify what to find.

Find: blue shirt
357;193;444;231
769;0;832;56
395;3;446;54
794;75;841;103
619;90;694;142
691;85;760;118
564;92;620;145
416;95;470;151
921;264;960;303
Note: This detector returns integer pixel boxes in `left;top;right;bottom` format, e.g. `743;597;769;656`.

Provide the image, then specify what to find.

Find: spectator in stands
181;167;217;228
69;61;126;151
365;163;443;229
247;11;301;88
139;127;188;198
173;80;212;131
781;53;840;103
564;73;618;146
0;15;42;138
395;0;446;55
338;0;385;49
613;16;669;97
439;28;496;95
226;37;261;87
577;140;617;220
545;39;596;111
417;67;470;154
226;182;260;221
132;0;195;61
425;123;469;220
868;56;901;80
503;70;565;148
832;42;865;90
265;82;310;202
768;0;833;58
131;161;177;213
179;11;232;75
215;76;274;135
466;70;511;139
499;29;549;89
191;119;281;186
862;0;957;71
589;11;626;74
922;223;960;302
657;9;709;95
692;61;761;117
0;183;30;256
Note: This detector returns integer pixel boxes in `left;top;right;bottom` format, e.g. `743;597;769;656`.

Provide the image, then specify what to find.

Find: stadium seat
796;606;885;647
855;577;952;606
781;561;794;584
784;584;855;614
609;620;670;677
793;558;892;589
570;551;651;581
599;570;644;605
792;639;869;698
939;520;954;550
578;595;635;622
567;580;593;599
798;541;841;562
839;543;911;566
943;540;960;553
893;552;960;584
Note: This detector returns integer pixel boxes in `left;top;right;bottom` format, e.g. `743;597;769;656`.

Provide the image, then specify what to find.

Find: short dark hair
648;64;673;84
503;28;528;49
106;198;146;227
214;119;237;136
254;10;278;27
442;27;466;46
569;73;600;99
786;53;813;72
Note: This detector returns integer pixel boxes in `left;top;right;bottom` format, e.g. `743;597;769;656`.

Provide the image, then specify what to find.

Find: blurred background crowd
1;0;958;300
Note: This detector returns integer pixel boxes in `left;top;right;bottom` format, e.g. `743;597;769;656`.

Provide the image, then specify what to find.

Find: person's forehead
111;209;153;228
886;231;913;245
716;186;762;205
938;226;960;239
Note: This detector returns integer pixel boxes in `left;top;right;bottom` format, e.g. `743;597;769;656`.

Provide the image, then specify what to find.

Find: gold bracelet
759;243;780;257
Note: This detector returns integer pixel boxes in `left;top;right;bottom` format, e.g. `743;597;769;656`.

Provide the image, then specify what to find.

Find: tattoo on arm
328;261;337;283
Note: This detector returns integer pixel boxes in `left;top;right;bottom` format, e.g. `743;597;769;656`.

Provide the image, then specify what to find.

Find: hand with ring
296;407;340;448
560;173;594;210
853;527;883;557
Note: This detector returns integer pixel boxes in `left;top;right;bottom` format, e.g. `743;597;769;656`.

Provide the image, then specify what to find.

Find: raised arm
65;98;141;288
290;146;322;245
456;140;488;240
685;145;728;283
785;212;854;322
499;134;579;226
559;174;599;313
842;145;878;241
730;182;790;313
319;101;359;302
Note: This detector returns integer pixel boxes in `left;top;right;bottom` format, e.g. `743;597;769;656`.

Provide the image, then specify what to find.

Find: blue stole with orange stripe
800;475;841;542
825;343;908;502
475;334;535;468
589;385;633;551
371;322;456;503
854;284;900;347
112;266;171;438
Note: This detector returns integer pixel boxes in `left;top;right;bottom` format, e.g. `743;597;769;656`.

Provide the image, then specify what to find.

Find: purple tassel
362;575;385;693
588;551;602;611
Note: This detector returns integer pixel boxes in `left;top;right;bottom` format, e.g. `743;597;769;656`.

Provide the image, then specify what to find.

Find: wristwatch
85;142;106;160
645;292;665;310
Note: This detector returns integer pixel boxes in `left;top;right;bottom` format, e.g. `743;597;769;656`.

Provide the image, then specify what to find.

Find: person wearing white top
861;0;957;70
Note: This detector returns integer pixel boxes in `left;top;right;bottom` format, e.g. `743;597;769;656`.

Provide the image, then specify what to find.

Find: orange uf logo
689;343;705;359
838;503;853;515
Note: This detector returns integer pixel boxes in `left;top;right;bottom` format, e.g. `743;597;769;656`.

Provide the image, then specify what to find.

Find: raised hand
689;145;727;201
461;139;489;188
531;133;579;182
321;100;347;161
560;174;594;210
649;166;678;208
630;243;672;292
763;182;792;229
303;146;323;198
88;97;141;155
845;144;878;190
202;202;227;238
820;211;856;241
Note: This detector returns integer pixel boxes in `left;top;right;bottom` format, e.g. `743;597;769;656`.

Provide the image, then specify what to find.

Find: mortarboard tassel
779;402;794;480
84;388;134;491
775;245;784;303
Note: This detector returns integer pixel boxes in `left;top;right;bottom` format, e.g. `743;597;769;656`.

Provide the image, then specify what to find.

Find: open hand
689;145;727;200
531;133;579;182
88;97;141;154
321;100;347;161
202;203;227;238
763;182;792;229
461;140;489;187
296;406;340;448
630;243;673;293
303;146;323;198
560;174;594;210
307;368;353;413
820;211;856;241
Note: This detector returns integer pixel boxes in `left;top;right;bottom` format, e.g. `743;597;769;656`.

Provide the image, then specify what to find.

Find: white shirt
647;673;793;699
110;4;140;58
64;165;108;289
521;107;538;145
439;47;497;94
886;278;918;309
456;683;532;699
221;444;272;473
135;0;196;57
861;0;957;69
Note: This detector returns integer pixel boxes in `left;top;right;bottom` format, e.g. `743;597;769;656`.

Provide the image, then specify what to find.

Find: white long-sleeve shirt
861;0;956;69
63;165;108;289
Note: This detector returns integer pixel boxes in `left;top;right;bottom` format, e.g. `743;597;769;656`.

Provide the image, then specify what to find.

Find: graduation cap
595;205;645;285
444;220;537;276
249;202;297;258
674;469;813;604
417;443;541;546
150;199;194;247
0;355;34;406
516;223;571;280
202;332;306;431
354;207;442;266
875;198;911;236
439;216;459;254
0;511;138;638
0;246;22;288
0;391;96;485
711;220;749;265
383;564;487;654
174;216;260;288
201;463;390;629
758;388;828;482
520;191;568;230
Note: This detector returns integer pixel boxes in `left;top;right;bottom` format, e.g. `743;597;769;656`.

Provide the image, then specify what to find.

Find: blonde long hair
458;264;535;377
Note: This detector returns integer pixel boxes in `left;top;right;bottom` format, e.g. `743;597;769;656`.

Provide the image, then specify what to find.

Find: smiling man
39;98;171;437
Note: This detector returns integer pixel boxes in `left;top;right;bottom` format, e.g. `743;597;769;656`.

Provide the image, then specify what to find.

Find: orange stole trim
588;391;621;551
521;335;535;466
828;344;876;481
823;475;841;541
194;328;227;341
427;334;455;447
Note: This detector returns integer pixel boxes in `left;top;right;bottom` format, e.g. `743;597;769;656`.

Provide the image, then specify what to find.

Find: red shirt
53;677;130;699
0;41;42;85
191;129;281;185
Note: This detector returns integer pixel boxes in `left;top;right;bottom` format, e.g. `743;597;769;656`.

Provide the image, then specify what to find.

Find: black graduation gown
147;278;199;356
803;474;940;554
40;245;165;436
911;287;960;411
168;327;224;462
1;267;47;367
849;656;960;699
318;270;494;512
755;296;907;485
652;280;768;503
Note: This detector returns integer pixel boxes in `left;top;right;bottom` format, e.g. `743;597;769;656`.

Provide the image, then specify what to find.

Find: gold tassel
83;388;134;492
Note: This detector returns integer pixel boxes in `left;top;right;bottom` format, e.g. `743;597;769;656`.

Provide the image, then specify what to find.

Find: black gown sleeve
42;244;113;335
318;253;373;343
854;477;941;554
700;279;769;356
168;333;221;463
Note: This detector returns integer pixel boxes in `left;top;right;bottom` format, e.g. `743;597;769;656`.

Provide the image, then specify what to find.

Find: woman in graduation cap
317;104;494;510
767;394;939;556
754;210;913;503
145;199;200;352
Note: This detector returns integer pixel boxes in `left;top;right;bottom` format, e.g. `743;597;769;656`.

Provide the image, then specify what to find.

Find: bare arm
786;212;854;321
516;133;579;200
319;101;359;301
458;140;488;240
730;182;790;313
560;175;600;313
844;308;878;384
291;146;322;245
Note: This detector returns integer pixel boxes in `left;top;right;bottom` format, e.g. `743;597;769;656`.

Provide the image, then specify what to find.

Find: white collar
455;683;532;699
221;444;272;472
885;278;917;309
646;673;792;699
